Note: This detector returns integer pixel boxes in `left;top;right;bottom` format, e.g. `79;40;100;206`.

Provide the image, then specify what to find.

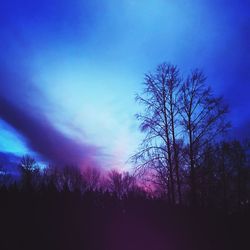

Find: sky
0;0;249;171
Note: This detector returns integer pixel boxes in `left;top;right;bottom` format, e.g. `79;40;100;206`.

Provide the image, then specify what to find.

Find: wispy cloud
0;96;102;168
0;68;102;168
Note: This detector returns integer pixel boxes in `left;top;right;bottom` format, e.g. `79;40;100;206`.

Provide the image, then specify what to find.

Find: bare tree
82;167;101;190
132;63;229;206
167;65;183;204
179;70;230;206
131;63;183;204
59;165;84;192
106;170;136;198
19;155;40;189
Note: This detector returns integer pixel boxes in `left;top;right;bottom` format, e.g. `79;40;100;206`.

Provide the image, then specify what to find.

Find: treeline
0;138;250;214
0;154;250;250
187;140;250;210
0;154;146;199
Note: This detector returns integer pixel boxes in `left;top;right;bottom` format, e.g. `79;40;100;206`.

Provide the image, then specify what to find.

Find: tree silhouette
19;155;40;190
131;63;183;204
82;167;101;190
179;69;230;205
106;170;136;198
132;63;230;206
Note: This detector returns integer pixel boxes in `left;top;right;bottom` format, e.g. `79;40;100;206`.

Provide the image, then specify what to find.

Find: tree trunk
163;82;175;205
188;122;196;207
221;152;228;212
170;90;182;204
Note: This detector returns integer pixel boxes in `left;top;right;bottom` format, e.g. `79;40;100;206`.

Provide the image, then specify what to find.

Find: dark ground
0;188;249;250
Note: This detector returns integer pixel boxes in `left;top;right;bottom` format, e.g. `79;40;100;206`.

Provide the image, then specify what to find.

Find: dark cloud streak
0;94;101;168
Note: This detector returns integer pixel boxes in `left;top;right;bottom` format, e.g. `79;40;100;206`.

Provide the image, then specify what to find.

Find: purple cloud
0;95;101;168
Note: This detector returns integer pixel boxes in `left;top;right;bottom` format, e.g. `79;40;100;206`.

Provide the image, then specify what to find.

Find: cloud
0;95;101;168
0;95;102;168
0;66;102;168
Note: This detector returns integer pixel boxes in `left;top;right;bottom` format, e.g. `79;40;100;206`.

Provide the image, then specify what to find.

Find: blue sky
0;0;249;170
